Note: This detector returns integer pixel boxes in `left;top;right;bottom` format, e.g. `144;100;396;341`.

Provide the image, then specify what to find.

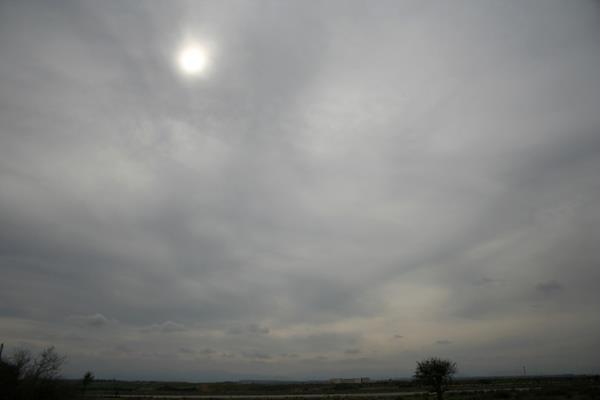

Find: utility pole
522;366;527;376
0;342;4;361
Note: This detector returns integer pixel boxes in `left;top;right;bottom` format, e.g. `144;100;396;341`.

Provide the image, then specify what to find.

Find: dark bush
0;346;75;400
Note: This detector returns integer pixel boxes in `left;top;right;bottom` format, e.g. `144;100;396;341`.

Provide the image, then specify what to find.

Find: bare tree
10;348;33;379
29;347;66;381
414;357;457;400
2;346;69;399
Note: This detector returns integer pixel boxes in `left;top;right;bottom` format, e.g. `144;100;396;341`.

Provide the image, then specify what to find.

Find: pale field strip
95;387;540;399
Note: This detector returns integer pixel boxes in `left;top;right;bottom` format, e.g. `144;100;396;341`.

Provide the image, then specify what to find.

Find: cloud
1;0;599;380
143;321;186;333
435;340;452;345
536;281;564;295
178;347;195;355
227;324;270;335
242;351;272;360
67;313;115;328
279;353;299;359
113;344;136;355
201;348;216;356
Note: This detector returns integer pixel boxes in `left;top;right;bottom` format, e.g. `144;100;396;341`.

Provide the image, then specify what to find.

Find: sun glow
177;44;209;76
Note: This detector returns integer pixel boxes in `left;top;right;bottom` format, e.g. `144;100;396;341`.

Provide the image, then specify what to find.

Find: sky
1;0;600;381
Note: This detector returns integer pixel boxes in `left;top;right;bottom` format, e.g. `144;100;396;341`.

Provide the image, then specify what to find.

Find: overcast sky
1;0;600;381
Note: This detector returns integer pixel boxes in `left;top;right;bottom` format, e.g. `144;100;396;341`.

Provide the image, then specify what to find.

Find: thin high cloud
1;0;600;380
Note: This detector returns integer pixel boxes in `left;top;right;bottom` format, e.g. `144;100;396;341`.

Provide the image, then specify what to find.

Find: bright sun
177;44;208;76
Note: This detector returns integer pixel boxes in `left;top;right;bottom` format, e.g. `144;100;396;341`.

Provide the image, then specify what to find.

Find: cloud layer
1;0;600;380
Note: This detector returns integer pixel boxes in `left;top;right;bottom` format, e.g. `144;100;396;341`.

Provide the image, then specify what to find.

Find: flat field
79;376;600;400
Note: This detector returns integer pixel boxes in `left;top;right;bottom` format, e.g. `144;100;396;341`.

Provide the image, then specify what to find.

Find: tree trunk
436;389;443;400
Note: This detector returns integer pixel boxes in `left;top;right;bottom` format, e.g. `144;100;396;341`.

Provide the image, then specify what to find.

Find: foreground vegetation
0;346;77;400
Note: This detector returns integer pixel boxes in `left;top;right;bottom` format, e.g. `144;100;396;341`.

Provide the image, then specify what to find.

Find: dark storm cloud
1;0;600;379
